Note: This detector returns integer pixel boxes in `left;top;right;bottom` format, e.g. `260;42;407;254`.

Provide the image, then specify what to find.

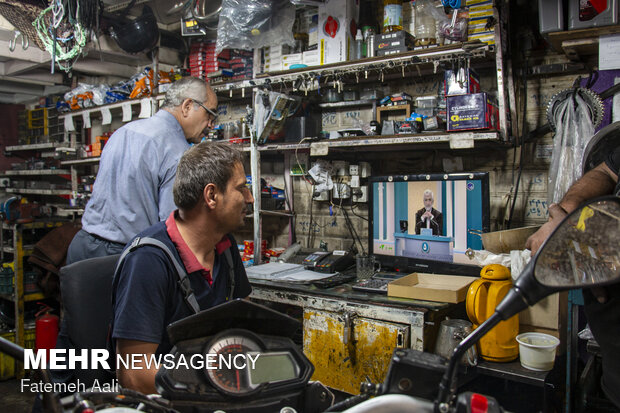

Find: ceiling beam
0;39;50;64
1;60;45;76
0;72;64;86
72;59;139;78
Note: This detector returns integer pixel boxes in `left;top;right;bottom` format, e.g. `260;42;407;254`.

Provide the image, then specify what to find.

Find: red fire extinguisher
35;304;59;362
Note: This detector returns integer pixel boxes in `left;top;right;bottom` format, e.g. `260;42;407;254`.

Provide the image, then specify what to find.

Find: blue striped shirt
81;110;190;243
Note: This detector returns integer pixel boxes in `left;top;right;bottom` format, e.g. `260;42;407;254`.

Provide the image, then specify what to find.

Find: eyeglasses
191;99;218;124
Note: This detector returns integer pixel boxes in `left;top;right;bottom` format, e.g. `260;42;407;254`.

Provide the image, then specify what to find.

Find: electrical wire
350;202;368;222
507;57;528;228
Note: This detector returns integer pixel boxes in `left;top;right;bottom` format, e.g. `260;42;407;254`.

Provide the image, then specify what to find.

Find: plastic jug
466;264;519;362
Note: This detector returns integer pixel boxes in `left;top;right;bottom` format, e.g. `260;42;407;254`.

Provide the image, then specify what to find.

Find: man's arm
116;339;159;394
526;162;618;254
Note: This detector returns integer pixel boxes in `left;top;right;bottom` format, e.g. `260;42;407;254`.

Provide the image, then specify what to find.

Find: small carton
388;273;478;303
318;0;360;64
446;92;499;131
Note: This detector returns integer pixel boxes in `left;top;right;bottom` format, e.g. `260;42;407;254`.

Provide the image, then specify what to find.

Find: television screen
369;172;490;276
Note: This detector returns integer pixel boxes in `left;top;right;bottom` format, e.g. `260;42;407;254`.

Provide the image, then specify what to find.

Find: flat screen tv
369;172;490;276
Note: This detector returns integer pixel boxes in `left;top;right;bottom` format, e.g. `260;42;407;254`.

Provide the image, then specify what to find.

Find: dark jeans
66;229;125;265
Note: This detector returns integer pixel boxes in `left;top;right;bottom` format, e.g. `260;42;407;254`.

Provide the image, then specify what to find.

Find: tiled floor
0;378;36;413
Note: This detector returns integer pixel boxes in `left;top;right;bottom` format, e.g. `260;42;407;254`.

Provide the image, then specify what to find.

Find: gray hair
161;77;209;109
423;189;434;200
173;142;245;209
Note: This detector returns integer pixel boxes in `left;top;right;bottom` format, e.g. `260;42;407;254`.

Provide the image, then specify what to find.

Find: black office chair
59;254;120;388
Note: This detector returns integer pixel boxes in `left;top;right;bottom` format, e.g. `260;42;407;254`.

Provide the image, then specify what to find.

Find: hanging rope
33;3;87;73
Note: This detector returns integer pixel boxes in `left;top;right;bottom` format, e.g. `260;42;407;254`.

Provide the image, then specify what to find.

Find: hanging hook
8;30;28;52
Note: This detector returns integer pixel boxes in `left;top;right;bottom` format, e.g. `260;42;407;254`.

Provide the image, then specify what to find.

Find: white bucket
516;332;560;371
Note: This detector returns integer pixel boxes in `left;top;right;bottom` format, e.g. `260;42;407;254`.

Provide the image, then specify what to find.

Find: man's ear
204;183;217;209
181;98;194;118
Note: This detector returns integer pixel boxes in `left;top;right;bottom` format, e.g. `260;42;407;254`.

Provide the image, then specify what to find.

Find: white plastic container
516;332;560;371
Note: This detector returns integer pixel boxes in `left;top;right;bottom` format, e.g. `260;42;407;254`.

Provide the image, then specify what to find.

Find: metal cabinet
250;281;451;395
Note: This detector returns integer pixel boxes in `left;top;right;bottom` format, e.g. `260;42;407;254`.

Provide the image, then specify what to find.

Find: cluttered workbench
246;259;460;395
246;255;562;407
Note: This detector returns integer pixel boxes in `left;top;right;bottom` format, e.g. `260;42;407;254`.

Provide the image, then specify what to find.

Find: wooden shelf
5;169;70;176
61;157;101;166
547;26;620;60
1;246;34;255
0;292;45;302
318;99;376;109
256;131;505;153
57;95;165;120
5;142;69;152
5;188;72;196
211;42;491;95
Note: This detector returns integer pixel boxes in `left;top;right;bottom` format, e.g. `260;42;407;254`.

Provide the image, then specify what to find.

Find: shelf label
449;133;474;149
310;142;329;156
122;102;132;122
101;107;112;125
599;34;620;70
82;111;91;129
63;115;75;132
139;98;152;119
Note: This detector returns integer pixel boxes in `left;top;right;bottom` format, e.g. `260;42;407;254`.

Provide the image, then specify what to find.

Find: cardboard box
446;92;499;131
388;273;478;303
318;0;359;64
374;30;415;53
520;291;567;331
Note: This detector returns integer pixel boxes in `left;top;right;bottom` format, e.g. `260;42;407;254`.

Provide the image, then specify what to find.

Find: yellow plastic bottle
383;0;403;33
466;264;519;362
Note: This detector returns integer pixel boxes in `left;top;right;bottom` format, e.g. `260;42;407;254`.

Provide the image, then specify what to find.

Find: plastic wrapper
578;325;594;341
215;0;295;54
548;92;595;204
418;0;468;42
64;83;96;110
127;67;175;99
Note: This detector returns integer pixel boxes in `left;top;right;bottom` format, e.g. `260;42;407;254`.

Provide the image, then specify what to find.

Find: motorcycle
2;196;620;413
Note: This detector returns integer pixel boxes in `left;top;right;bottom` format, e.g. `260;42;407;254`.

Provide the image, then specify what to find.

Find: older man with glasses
67;76;219;264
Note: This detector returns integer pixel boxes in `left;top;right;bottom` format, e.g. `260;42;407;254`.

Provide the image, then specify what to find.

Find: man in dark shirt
111;142;254;395
526;146;620;410
415;189;443;236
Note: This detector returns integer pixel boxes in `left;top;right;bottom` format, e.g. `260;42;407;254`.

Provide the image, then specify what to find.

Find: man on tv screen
415;189;443;236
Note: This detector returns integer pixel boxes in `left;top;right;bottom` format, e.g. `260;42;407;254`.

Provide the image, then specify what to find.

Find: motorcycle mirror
534;196;620;288
436;196;620;411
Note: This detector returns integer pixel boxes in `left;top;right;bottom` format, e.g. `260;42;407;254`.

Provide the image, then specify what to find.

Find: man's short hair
161;77;209;109
173;142;245;209
423;189;434;200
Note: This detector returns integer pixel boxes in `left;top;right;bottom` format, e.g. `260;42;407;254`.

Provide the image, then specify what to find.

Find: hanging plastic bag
215;0;295;54
548;92;595;204
417;0;468;42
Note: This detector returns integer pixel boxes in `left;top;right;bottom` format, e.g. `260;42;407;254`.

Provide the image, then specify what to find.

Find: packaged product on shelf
374;30;415;54
318;0;360;64
446;92;499;131
444;68;481;96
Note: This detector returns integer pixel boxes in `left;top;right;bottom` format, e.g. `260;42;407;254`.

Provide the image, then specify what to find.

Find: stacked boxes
264;45;291;73
221;49;254;81
282;53;303;70
189;41;253;81
189;40;218;80
466;0;495;45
